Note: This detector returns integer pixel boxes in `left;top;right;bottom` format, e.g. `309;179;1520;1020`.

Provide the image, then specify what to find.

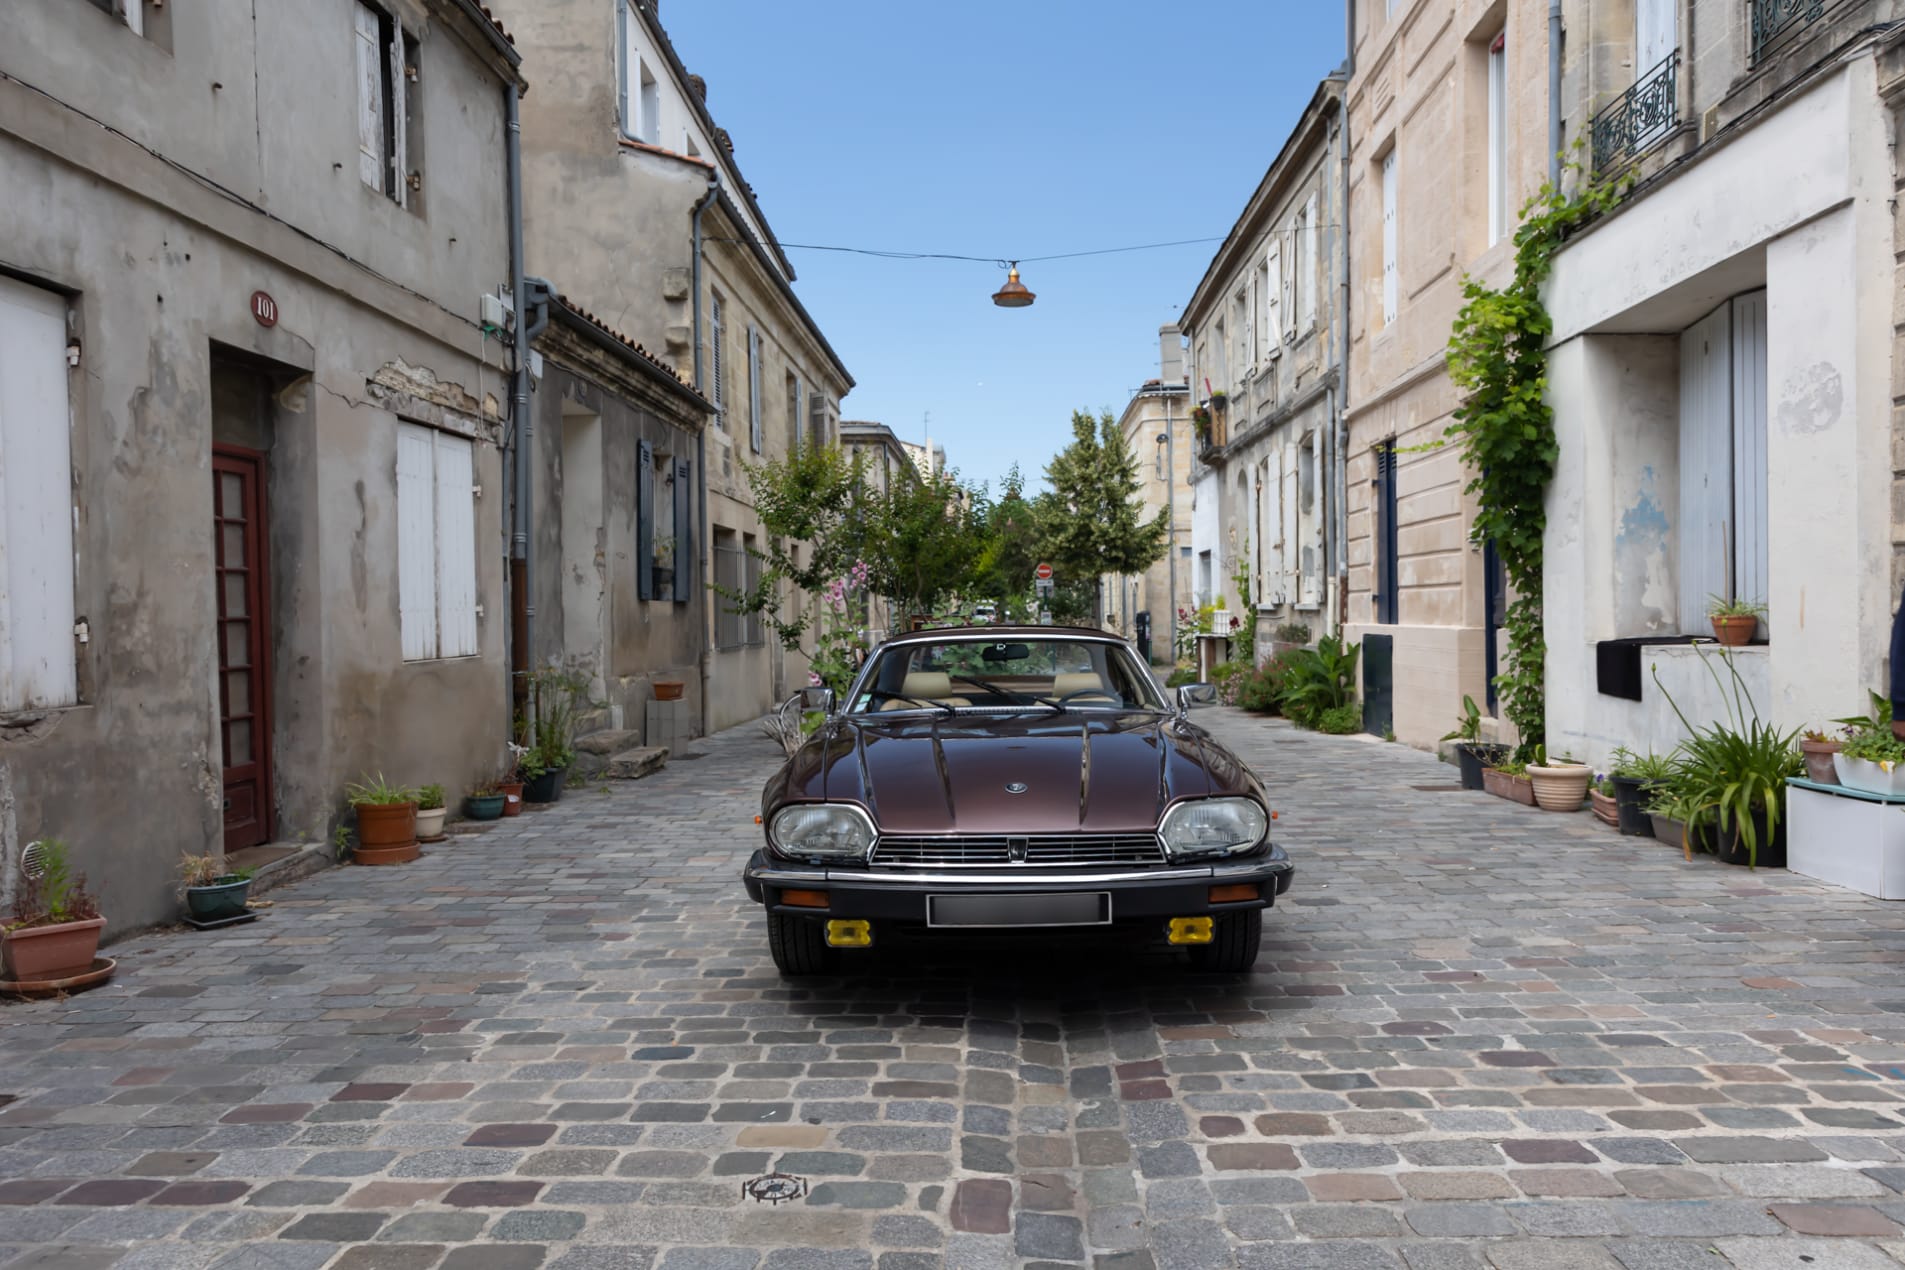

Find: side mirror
799;685;837;714
1177;683;1218;710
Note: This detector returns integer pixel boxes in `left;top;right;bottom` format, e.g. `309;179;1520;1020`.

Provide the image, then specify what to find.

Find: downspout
1332;0;1355;637
1164;389;1176;665
691;171;721;737
1549;0;1563;185
505;82;539;726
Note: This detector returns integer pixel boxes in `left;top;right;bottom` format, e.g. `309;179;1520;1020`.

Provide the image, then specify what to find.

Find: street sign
1034;563;1053;581
1038;609;1052;625
1034;578;1053;597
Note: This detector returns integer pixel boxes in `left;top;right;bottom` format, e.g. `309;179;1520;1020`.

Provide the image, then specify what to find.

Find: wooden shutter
787;377;802;455
673;457;693;603
433;433;477;657
748;326;763;454
354;3;385;191
1731;291;1769;619
1299;194;1319;330
636;438;654;601
1244;286;1257;374
1381;150;1398;325
388;21;408;207
809;391;825;450
1266;242;1284;349
396;423;439;659
1264;449;1285;604
121;0;144;36
0;277;77;711
1281;439;1299;602
1637;0;1676;68
1678;303;1732;633
709;298;724;423
616;0;630;136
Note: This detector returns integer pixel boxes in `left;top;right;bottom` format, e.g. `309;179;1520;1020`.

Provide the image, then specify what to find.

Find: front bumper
742;844;1295;924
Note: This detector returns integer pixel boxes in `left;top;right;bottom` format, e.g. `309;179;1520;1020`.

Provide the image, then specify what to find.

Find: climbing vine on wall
1445;161;1629;759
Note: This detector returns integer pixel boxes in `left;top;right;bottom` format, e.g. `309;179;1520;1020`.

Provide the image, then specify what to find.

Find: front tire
767;911;832;976
1189;909;1262;973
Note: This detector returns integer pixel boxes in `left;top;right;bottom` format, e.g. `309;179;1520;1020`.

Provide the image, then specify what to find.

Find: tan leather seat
1053;671;1117;702
879;670;971;710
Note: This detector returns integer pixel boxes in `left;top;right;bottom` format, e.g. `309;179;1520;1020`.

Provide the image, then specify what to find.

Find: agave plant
1651;648;1800;867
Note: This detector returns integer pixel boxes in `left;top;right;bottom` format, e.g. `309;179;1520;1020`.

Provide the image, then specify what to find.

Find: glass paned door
214;448;272;850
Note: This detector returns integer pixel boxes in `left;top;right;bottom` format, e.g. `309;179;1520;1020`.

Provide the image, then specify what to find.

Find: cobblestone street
5;709;1905;1269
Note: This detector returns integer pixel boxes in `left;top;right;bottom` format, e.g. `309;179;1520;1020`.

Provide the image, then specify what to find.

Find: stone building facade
1344;0;1556;746
1541;0;1905;763
1180;83;1347;670
1100;337;1196;661
0;0;523;932
494;0;853;733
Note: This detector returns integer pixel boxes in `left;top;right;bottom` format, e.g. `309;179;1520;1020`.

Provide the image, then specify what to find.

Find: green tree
1033;409;1170;623
864;468;983;617
969;466;1041;610
721;444;870;649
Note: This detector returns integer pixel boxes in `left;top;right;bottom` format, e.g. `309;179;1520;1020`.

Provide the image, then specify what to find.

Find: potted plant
1526;746;1592;812
1191;405;1212;442
1799;729;1844;784
1589;774;1619;826
464;780;507;821
516;666;594;805
346;774;419;865
654;678;686;702
415;785;448;843
1482;758;1536;806
2;841;105;983
1440;695;1506;791
178;854;255;923
1608;747;1676;837
652;534;677;594
1707;595;1765;647
1647;780;1711;854
1654;650;1801;867
1835;725;1905;797
499;741;526;817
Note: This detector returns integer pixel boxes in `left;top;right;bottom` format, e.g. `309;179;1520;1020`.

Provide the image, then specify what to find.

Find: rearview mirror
799;686;836;714
1177;683;1218;710
981;643;1031;663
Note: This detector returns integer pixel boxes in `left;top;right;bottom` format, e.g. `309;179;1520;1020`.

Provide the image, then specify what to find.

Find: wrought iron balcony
1751;0;1829;63
1591;52;1678;172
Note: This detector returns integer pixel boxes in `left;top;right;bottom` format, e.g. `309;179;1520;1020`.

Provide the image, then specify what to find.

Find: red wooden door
214;448;273;850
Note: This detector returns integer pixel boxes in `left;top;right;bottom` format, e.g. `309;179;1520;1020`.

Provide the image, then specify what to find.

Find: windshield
847;637;1166;715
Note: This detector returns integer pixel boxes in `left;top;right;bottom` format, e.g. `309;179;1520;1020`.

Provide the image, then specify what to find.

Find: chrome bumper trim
745;862;1290;887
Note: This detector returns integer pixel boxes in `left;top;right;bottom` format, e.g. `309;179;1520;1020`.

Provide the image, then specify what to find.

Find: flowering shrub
808;561;872;697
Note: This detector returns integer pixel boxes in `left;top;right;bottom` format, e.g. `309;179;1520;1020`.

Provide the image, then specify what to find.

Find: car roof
882;624;1124;646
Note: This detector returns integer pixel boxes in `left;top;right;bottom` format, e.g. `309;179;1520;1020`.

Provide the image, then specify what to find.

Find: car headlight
769;804;876;861
1159;797;1268;860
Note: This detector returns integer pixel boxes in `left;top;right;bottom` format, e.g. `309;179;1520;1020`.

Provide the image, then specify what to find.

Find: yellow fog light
1167;917;1214;945
825;919;872;948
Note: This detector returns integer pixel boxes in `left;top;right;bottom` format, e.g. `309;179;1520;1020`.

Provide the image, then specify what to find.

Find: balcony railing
1751;0;1828;63
1591;52;1679;172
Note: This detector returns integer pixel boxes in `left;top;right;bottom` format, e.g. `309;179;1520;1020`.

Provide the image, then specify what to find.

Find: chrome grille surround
870;833;1167;868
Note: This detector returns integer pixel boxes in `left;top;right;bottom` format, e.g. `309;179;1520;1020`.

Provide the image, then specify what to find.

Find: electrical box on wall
481;291;514;331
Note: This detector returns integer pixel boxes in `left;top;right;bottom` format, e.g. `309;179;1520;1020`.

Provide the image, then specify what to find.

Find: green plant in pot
1277;636;1360;731
2;840;106;984
1706;595;1766;648
178;853;256;923
1441;695;1505;791
463;778;508;822
415;784;448;843
516;666;598;804
1607;746;1675;836
1837;722;1905;797
346;773;420;866
1652;650;1800;868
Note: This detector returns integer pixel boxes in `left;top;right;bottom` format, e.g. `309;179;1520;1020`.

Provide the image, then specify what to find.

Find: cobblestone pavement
6;708;1905;1270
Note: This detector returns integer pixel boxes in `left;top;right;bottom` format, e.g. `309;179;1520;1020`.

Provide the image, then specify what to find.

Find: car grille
870;834;1167;868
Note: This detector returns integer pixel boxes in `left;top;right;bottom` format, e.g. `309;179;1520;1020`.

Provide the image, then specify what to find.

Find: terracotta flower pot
654;680;685;702
1710;615;1757;646
2;916;106;982
1481;767;1536;805
1799;737;1842;785
1527;763;1592;812
352;800;419;866
499;781;524;817
1590;788;1619;826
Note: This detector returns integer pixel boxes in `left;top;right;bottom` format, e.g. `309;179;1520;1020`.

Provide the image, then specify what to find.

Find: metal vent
19;841;49;880
872;834;1166;868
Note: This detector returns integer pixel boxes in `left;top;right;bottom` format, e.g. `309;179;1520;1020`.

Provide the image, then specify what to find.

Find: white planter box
1788;780;1905;900
1834;753;1905;797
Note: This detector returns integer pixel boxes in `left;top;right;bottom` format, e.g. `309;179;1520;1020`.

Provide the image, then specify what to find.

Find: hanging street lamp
991;262;1035;309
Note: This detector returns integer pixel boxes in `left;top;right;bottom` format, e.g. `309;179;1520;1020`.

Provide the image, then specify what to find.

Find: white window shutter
121;0;144;36
1381;151;1399;325
1637;0;1676;68
0;276;77;711
389;25;408;207
433;433;478;657
616;0;630;136
1266;242;1284;348
1281;440;1299;602
709;299;724;422
1300;194;1319;330
1677;305;1732;632
1730;292;1769;617
1264;450;1285;605
397;423;439;660
355;3;385;192
1303;428;1324;603
1245;287;1257;374
748;326;763;454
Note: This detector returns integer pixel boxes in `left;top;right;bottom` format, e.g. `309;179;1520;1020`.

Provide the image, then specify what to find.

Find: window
1261;453;1284;606
1196;551;1213;607
1637;0;1676;70
714;528;745;649
0;276;77;713
397;424;478;660
1298;430;1322;605
1487;32;1508;245
1255;258;1272;363
637;440;692;604
1232;290;1251;385
1677;293;1768;634
1210;318;1228;392
354;2;415;206
808;391;828;451
1296;194;1319;332
1380;149;1399;325
786;374;802;454
616;1;662;144
1374;441;1399;625
747;326;763;454
743;534;764;645
708;293;726;427
87;0;153;36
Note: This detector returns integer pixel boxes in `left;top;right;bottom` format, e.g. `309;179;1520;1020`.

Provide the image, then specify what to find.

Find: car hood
777;711;1252;835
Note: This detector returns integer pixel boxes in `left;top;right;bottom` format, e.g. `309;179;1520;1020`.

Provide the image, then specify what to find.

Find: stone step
606;746;670;780
574;729;640;756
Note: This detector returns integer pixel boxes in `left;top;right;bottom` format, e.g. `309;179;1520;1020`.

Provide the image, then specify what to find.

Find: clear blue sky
663;2;1348;494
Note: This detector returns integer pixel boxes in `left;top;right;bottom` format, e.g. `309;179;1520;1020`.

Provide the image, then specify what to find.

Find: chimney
1159;324;1184;385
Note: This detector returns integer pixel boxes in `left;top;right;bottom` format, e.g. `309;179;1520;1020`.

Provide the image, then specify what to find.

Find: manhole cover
742;1172;807;1204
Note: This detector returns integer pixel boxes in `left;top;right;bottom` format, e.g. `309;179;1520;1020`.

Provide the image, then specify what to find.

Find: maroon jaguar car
742;626;1294;975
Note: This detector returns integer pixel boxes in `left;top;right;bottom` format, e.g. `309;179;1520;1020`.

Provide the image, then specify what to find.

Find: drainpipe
691;171;721;738
506;82;534;726
1549;0;1564;186
1163;389;1176;665
1331;6;1354;638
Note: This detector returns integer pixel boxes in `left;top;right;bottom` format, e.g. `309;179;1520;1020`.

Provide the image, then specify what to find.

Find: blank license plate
926;892;1112;928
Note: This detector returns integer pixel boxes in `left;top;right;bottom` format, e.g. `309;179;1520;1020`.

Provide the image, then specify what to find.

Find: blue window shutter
637;437;654;601
674;457;693;603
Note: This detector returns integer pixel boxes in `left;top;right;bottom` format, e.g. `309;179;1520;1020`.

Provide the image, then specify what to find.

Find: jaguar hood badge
1004;782;1028;794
